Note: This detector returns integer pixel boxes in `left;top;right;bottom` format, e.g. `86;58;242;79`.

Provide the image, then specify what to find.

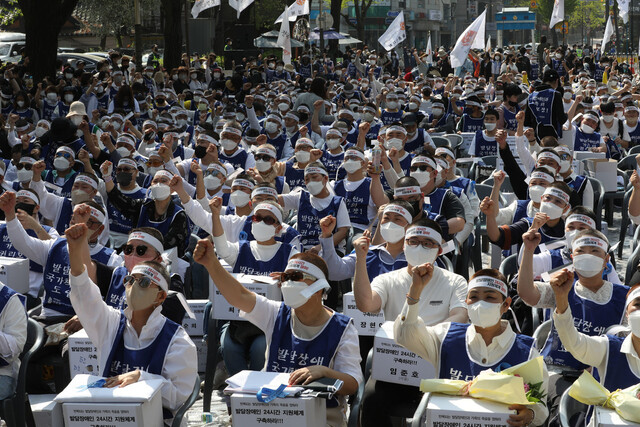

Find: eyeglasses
16;163;32;170
56;152;72;159
146;159;164;167
123;274;154;289
252;214;278;226
255;154;274;162
344;155;362;162
409;165;432;172
86;218;102;229
123;244;150;257
279;271;316;282
116;167;135;173
406;238;439;249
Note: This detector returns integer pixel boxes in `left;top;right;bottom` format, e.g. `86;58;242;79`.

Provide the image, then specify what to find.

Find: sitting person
65;223;198;422
193;243;362;427
0;280;27;400
394;268;548;426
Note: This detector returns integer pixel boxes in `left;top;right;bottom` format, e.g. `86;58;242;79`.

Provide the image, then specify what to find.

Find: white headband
89;207;105;224
16;190;39;205
625;287;640;309
537;151;561;165
256;147;277;159
566;214;596;229
345;149;366;161
128;231;164;254
118;158;138;169
206;163;228;177
19;157;35;165
131;264;169;291
154;170;174;181
543;187;570;205
232;178;255;190
583;113;599;122
435;147;455;159
572;236;608;251
326;129;342;138
469;276;508;297
253;203;283;223
386;125;407;135
252;186;278;199
284;112;299;121
625;106;640;113
411;156;437;169
405;225;442;246
530;171;555;184
285;259;326;281
394;186;421;197
295;138;314;148
57;146;75;157
75;175;98;190
222;127;242;137
198;134;218;145
304;166;328;177
383;204;413;224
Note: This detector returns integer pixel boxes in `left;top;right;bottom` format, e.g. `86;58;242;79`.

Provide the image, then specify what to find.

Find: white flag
486;35;492;52
450;9;486;68
277;6;292;64
378;11;406;51
619;0;630;23
275;0;309;23
549;0;564;29
426;33;432;64
602;16;614;51
229;0;254;19
191;0;220;18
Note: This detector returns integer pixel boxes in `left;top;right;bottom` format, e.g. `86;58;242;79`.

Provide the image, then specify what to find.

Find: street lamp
451;0;457;46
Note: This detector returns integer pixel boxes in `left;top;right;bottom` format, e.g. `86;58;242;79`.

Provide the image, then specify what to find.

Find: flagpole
184;0;191;64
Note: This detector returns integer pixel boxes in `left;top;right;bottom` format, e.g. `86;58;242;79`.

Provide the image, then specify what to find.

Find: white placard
0;257;29;294
595;407;640;427
67;329;100;379
426;394;516;427
342;292;385;336
231;393;326;427
182;299;208;336
211;274;281;321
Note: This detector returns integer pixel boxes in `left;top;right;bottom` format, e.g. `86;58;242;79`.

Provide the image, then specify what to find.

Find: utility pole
319;0;325;52
184;0;191;65
134;0;142;71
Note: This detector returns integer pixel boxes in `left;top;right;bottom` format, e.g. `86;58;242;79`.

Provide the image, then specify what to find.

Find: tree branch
341;12;356;28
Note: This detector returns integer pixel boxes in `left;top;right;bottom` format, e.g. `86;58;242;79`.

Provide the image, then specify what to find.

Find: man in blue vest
524;69;567;140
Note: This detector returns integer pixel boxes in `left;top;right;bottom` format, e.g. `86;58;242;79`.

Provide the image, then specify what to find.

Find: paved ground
183;207;633;426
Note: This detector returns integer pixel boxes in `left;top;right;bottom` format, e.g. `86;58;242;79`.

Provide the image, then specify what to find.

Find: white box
194;336;207;373
0;257;29;294
585;158;618;192
425;394;516;426
595;407;640;426
371;321;435;386
68;329;100;379
29;394;63;427
230;392;326;427
342;292;384;336
55;374;164;427
211;274;282;321
182;299;208;336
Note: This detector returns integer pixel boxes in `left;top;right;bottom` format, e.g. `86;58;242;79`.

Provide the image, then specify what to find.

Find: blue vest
96;93;110;111
297;191;343;249
502;105;519;131
472;130;498;157
12;108;35;121
53;198;73;237
232;241;291;276
461;114;485;133
566;175;587;195
530;63;539;81
0;223;54;273
541;284;628;369
138;202;183;237
284;162;306;190
365;65;382;79
41;100;61;122
0;286;23;367
513;199;530;223
43;170;76;198
91;245;117;266
424;188;448;219
265;133;289;160
439;323;534;381
298;63;313;78
57;103;70;118
404;129;427;154
528;89;555;127
320;150;345;180
551;59;565;77
380;110;403;126
364;246;407;282
596;335;640;391
43;238;74;315
448;177;474;195
105;266;128;309
334;178;371;229
627;124;640;146
267;303;351;408
573;127;602;152
108;187;147;235
219;149;249;171
594;65;605;82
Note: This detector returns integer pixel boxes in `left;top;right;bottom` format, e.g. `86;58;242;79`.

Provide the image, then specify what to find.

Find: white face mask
386;101;398;110
221;139;237;151
628;310;640;338
278;103;289;112
602;114;614;123
484;122;497;131
256;159;272;172
265;122;279;134
16;100;24;108
35;127;48;138
411;170;431;187
408;102;418;111
64;94;74;103
251;220;276;242
53;157;71;171
280;280;312;309
236;113;245;122
295;151;310;164
116;146;131;157
363;113;374;122
403;243;439;267
204;175;222;190
385;138;404;151
559;159;571;174
326;138;341;150
555;53;563;60
306;180;324;196
540;201;565;220
343;160;361;174
580;123;595;134
69;116;83;127
564;229;580;250
47;93;58;102
149;183;171;200
230;190;251;207
112;121;122;131
572;253;605;278
380;221;406;244
468;300;504;328
563;92;573;100
71;189;92;205
16;169;32;183
432;107;444;117
435;166;444;186
528;185;546;203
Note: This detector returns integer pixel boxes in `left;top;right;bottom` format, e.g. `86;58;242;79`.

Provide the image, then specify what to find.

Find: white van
0;32;26;64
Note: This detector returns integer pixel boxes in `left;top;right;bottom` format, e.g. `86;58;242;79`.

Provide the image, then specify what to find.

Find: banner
619;0;630;24
378;11;406;51
277;6;292;64
486;35;492;52
549;0;564;29
191;0;220;18
450;9;486;68
602;16;614;50
275;0;310;23
229;0;254;19
426;33;432;64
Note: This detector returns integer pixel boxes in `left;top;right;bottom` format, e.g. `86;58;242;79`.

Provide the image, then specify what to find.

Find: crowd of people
0;38;638;427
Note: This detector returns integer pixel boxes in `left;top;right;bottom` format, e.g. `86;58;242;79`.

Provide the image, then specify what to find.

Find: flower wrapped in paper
419;356;546;406
568;370;640;423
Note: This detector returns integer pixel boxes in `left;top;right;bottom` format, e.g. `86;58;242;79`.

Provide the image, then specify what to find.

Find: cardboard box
182;299;208;336
194;336;207;373
371;321;435;387
585;158;618;192
55;374;164;427
230;392;326;427
595;407;640;426
342;292;384;336
29;394;63;427
425;394;517;426
211;274;281;321
0;257;29;294
67;329;99;379
574;151;606;176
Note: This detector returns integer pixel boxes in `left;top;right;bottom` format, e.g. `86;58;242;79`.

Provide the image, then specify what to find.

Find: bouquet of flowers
419;356;546;406
569;371;640;423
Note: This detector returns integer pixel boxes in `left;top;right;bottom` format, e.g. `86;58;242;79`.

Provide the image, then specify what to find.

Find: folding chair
171;374;201;427
617;188;634;257
431;136;450;148
617;155;638;181
202;302;220;412
499;254;519;284
471;184;506;271
482;176;514;193
585;177;604;230
624;242;640;287
410;392;432;427
629;145;640;155
558;388;588;427
443;134;463;153
1;318;45;427
532;320;551;350
480;155;498;168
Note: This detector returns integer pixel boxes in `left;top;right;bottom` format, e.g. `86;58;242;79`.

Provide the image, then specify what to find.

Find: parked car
0;32;25;64
57;53;106;72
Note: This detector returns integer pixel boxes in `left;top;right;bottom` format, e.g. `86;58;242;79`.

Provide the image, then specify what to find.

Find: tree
340;0;378;43
161;0;183;71
515;0;578;45
567;0;605;46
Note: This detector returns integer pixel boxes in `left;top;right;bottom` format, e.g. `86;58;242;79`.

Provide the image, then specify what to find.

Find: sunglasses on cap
252;214;278;226
16;163;32;170
255;154;274;162
410;165;432;172
123;274;155;289
123;244;152;257
279;271;316;282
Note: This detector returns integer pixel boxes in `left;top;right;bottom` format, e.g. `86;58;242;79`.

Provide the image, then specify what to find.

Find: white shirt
370;266;467;323
241;295;363;427
496;199;538;227
0;284;27;380
69;268;198;414
393;306;548;426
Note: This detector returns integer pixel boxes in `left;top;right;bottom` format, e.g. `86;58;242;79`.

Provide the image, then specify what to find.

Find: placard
211;274;281;321
426;394;516;427
342;292;384;336
231;393;326;427
182;299;208;336
68;329;99;379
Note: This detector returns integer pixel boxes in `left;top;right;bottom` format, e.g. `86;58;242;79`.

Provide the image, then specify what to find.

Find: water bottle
371;141;382;174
